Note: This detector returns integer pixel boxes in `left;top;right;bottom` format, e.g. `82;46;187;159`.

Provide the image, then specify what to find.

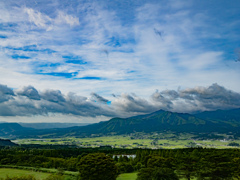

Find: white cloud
178;51;223;70
24;7;53;31
55;11;80;27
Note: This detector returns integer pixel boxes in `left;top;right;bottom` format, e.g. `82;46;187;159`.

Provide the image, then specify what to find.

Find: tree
197;153;233;180
176;155;197;180
137;167;179;180
232;158;240;179
77;153;118;180
137;155;179;180
137;168;153;180
152;167;179;180
228;142;239;147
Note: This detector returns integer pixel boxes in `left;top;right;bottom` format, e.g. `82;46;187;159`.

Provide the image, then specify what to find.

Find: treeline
0;146;138;171
1;147;240;179
134;148;240;179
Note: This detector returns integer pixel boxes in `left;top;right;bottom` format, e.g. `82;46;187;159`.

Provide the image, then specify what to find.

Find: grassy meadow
0;168;138;180
0;169;198;180
117;172;138;180
0;168;51;179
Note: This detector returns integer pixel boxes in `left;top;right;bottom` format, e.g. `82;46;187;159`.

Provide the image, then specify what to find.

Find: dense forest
0;146;240;180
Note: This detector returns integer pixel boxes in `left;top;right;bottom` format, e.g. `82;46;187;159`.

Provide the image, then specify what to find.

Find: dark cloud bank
0;83;240;118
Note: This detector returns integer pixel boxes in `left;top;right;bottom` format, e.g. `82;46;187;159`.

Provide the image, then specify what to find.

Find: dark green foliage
176;155;197;180
77;153;117;180
137;168;153;180
1;147;240;180
116;162;134;173
231;158;240;179
137;167;178;180
152;167;179;180
137;154;179;180
228;142;239;146
196;152;233;180
147;156;175;169
0;139;18;147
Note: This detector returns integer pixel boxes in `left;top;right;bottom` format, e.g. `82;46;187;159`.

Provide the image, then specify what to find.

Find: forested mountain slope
1;109;240;138
64;109;240;136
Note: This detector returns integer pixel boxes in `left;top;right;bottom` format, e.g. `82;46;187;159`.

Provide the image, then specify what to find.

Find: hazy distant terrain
19;123;91;129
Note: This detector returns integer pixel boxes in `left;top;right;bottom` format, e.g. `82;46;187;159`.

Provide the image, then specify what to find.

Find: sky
0;0;240;123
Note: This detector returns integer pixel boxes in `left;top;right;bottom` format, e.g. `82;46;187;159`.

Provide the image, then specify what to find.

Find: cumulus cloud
0;84;116;117
0;83;239;119
41;90;66;103
0;84;15;103
152;83;240;113
179;83;240;110
0;84;15;95
16;86;40;100
111;93;158;115
90;92;109;103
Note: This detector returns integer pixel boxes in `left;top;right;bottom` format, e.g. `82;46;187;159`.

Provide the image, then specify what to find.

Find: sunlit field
13;135;240;149
0;168;51;179
117;172;138;180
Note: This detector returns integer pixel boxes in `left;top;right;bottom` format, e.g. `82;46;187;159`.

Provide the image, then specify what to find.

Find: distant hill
0;123;31;137
19;123;91;129
0;138;18;146
1;109;240;138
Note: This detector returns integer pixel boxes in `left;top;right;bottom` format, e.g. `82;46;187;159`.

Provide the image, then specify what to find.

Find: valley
13;134;240;149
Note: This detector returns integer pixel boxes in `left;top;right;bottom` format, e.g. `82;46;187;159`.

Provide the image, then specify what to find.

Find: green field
0;168;51;179
117;172;138;180
13;135;240;149
0;168;138;180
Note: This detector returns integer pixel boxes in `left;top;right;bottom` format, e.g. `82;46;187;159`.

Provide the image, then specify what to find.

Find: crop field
13;135;240;149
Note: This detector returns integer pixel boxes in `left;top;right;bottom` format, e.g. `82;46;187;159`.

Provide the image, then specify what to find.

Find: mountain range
0;108;240;139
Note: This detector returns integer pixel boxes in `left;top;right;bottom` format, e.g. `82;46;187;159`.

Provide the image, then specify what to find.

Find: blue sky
0;0;240;122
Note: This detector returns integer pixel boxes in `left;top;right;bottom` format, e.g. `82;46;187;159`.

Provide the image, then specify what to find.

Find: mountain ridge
0;108;240;138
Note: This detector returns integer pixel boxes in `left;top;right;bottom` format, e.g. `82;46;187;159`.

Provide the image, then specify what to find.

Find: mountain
195;109;240;127
1;109;240;138
55;109;240;137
